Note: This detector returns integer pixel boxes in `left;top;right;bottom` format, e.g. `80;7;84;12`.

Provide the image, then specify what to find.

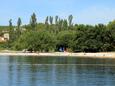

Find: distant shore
0;51;115;58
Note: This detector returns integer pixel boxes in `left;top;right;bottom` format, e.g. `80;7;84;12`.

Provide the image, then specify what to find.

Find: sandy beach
0;51;115;58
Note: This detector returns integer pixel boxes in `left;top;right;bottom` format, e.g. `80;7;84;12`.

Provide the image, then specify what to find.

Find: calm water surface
0;56;115;86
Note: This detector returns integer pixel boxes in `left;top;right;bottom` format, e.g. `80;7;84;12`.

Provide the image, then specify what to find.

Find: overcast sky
0;0;115;25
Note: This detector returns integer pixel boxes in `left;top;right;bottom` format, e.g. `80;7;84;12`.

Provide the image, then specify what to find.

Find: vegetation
0;13;115;52
13;31;55;52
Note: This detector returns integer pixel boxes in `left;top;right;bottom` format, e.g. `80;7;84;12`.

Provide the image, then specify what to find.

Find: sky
0;0;115;25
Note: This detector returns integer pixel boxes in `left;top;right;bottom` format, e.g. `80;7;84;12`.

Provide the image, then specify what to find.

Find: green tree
68;15;73;27
17;17;22;37
56;31;75;51
63;19;68;30
107;20;115;29
55;16;58;24
9;19;14;42
49;16;53;25
14;31;56;52
30;13;37;30
45;16;49;25
45;16;49;30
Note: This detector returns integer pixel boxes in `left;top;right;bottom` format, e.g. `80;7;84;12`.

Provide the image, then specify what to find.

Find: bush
13;31;56;52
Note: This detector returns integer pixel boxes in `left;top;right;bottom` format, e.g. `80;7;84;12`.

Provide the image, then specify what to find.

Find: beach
0;51;115;58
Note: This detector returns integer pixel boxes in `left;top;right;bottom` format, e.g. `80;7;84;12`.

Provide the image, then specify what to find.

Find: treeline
1;13;115;52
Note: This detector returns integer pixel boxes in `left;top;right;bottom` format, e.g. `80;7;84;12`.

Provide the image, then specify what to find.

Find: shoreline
0;52;115;58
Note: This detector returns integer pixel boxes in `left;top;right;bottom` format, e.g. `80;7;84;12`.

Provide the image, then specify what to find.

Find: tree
63;19;68;30
14;31;56;52
56;31;76;51
49;16;53;25
54;16;59;34
45;16;49;29
17;17;22;28
17;17;22;36
45;16;49;25
9;19;13;32
9;19;14;41
58;19;63;31
30;13;37;30
68;15;73;27
107;20;115;29
55;16;58;24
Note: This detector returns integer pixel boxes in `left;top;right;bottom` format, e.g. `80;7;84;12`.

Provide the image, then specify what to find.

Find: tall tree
45;16;49;25
58;19;63;31
55;16;59;33
55;16;58;24
9;19;13;31
45;16;49;29
17;17;22;36
63;19;68;30
30;13;37;30
68;15;73;27
17;17;22;29
9;19;13;41
49;16;53;25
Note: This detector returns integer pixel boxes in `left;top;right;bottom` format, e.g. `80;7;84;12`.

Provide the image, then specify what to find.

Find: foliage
56;31;76;51
30;13;37;30
16;17;22;38
0;13;115;52
13;31;56;52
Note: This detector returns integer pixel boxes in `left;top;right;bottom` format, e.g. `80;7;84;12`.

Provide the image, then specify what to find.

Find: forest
0;13;115;52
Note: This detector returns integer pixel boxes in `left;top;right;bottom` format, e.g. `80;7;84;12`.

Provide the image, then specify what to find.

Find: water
0;56;115;86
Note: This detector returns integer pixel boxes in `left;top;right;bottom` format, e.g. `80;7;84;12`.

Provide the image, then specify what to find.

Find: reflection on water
0;56;115;86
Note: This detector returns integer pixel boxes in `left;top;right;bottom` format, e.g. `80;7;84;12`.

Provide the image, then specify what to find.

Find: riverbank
0;51;115;58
